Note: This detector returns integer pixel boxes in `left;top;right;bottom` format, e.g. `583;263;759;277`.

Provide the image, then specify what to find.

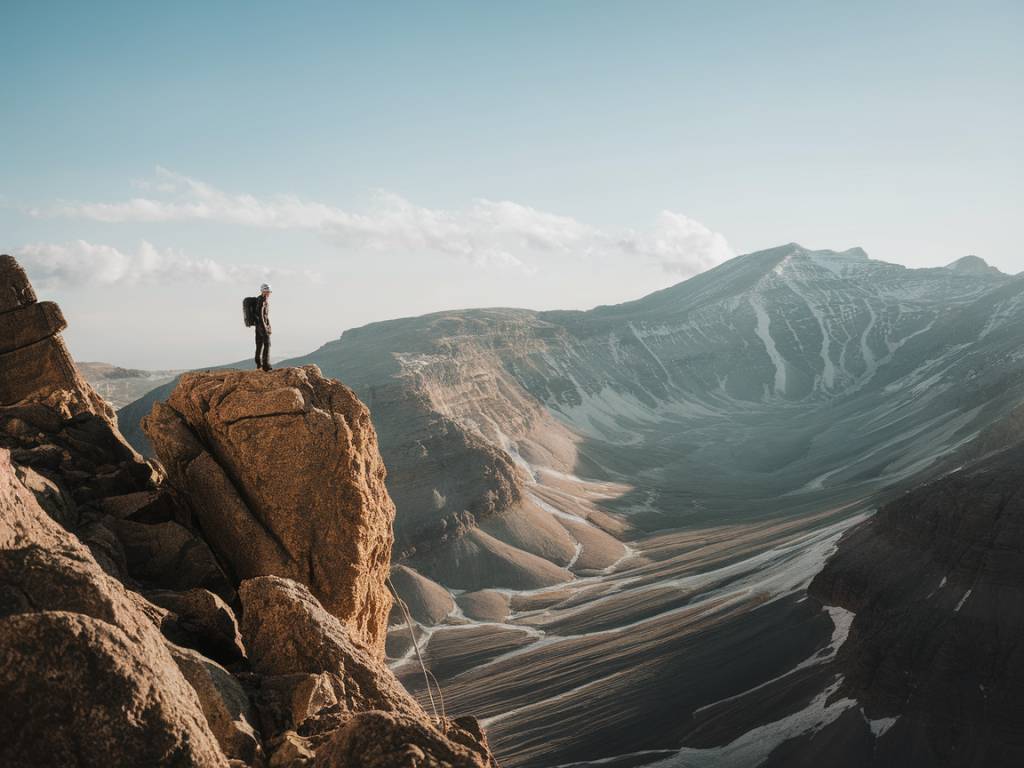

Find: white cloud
16;240;318;289
621;211;735;275
32;167;734;278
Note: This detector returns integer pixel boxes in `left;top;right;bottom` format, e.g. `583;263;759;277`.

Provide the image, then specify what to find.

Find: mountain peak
945;255;1003;276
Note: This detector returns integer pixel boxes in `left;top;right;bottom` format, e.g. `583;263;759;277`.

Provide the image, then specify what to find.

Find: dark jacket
256;294;271;334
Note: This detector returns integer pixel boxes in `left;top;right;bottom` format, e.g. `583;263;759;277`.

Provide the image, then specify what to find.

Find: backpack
243;296;260;327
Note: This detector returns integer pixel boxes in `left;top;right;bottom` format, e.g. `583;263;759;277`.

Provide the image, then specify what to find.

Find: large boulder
239;576;421;720
170;644;264;765
110;517;235;601
147;587;246;664
143;367;395;652
314;711;492;768
0;611;227;768
239;576;495;766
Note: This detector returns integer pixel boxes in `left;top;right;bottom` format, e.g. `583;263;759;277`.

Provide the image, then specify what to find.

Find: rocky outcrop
1;255;499;767
147;587;247;664
142;367;395;651
314;711;492;768
239;575;494;766
0;611;227;768
789;443;1024;767
0;255;114;422
169;644;264;765
0;447;228;767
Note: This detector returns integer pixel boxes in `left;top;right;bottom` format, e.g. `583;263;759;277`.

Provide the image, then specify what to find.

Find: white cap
260;283;272;292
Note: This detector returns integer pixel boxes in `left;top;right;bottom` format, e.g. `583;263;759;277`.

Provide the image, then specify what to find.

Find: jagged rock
0;300;66;354
0;611;228;768
313;711;491;768
12;462;76;528
110;518;234;601
239;576;421;718
100;488;178;522
147;587;246;664
170;644;264;765
388;564;455;625
0;254;37;312
143;367;395;651
240;577;496;766
269;731;315;767
257;673;344;736
78;517;130;578
0;447;228;764
0;403;60;438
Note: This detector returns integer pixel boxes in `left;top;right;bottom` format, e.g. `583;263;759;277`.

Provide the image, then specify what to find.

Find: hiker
254;283;273;371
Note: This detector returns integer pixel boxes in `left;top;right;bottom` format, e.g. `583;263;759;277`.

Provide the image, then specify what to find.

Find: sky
2;1;1021;369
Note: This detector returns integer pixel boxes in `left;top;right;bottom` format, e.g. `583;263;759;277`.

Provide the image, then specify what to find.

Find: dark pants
255;327;270;369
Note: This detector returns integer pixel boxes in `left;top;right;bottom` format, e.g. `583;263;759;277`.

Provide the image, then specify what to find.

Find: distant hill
79;362;182;409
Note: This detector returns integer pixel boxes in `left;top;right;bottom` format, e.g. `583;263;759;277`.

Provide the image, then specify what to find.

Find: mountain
118;244;1024;766
945;254;1005;276
786;437;1024;767
79;362;182;409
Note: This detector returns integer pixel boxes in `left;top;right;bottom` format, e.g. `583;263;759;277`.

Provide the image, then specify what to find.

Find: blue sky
2;1;1021;368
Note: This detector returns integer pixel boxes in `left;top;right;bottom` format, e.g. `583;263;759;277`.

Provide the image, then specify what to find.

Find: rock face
0;447;228;767
792;443;1024;767
143;366;395;652
0;254;114;422
240;576;493;767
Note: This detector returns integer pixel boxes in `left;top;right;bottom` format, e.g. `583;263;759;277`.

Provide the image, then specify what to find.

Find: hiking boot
263;364;274;372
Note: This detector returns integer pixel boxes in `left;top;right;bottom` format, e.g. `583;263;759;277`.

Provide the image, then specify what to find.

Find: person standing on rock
255;283;273;372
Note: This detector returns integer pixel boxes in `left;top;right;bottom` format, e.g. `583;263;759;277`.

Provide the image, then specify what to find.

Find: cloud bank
17;240;318;289
34;167;733;276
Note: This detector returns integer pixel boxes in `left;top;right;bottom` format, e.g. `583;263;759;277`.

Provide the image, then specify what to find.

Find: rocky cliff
142;366;395;652
767;441;1024;767
0;256;496;767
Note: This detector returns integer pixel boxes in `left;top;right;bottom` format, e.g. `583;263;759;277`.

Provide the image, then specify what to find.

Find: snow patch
955;588;972;613
749;294;786;395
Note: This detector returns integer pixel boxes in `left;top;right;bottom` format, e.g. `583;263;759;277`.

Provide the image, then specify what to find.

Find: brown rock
12;462;76;529
0;256;116;425
313;711;491;768
170;644;264;765
0;300;66;354
100;488;178;522
144;366;395;651
269;730;315;767
0;612;228;768
147;587;246;663
110;518;235;600
78;517;130;578
0;254;37;312
239;576;421;719
0;448;229;764
257;672;344;736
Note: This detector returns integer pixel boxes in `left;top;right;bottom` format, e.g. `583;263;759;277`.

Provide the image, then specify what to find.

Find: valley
118;244;1024;767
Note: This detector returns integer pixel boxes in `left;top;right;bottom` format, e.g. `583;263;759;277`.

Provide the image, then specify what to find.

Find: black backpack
243;296;260;327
